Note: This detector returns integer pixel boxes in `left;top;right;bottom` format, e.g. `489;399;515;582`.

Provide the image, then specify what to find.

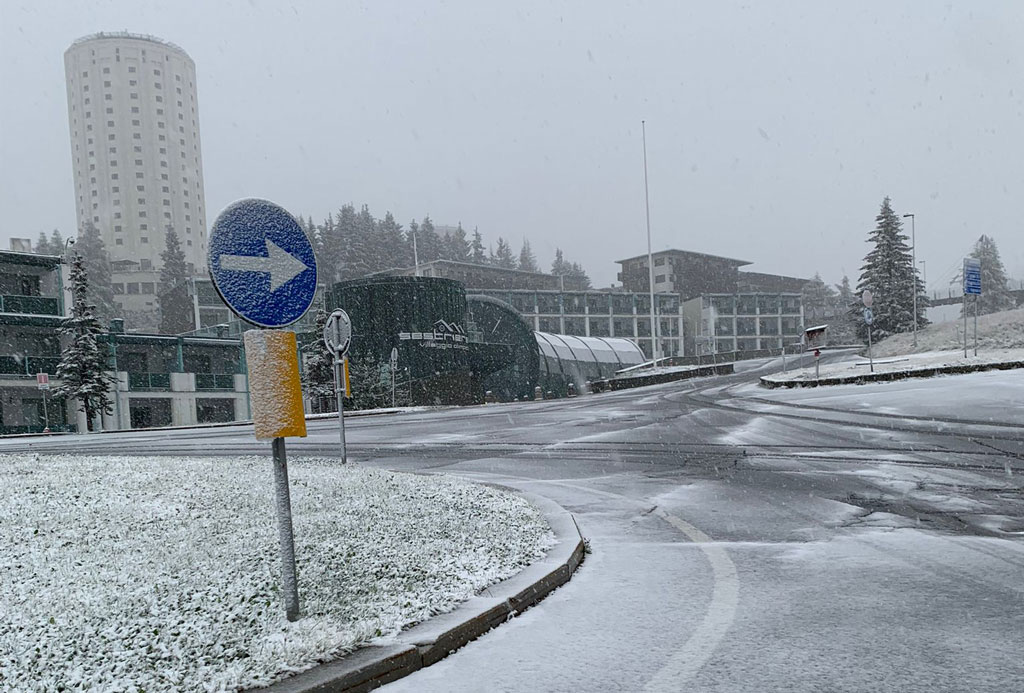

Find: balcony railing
127;372;171;391
195;373;237;391
0;355;61;376
0;295;60;316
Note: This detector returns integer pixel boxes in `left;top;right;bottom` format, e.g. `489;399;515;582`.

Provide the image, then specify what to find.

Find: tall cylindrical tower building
64;32;207;277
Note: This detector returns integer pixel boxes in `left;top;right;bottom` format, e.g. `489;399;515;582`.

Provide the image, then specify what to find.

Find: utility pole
903;213;917;348
642;120;658;363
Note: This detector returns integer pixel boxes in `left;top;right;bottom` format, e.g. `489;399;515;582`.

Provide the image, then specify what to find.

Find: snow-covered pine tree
967;235;1016;315
157;225;194;334
319;213;343;283
417;216;442;264
565;262;592;290
74;221;118;326
470;228;486;265
551;248;569;277
493;237;516;268
854;197;928;341
801;273;837;325
378;212;409;268
35;231;53;255
335;204;359;281
55;253;114;431
518;239;539;272
49;229;65;255
302;307;337;412
828;275;859;344
448;223;471;262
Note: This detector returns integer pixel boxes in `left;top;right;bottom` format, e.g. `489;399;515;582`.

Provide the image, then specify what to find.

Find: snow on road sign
324;309;351;356
244;330;307;440
208;199;317;328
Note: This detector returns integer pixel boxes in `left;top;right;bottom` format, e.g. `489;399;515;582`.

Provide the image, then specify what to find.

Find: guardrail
0;355;61;376
127;372;171;391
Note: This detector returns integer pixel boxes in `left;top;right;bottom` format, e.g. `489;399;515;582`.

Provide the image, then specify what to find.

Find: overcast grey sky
2;0;1022;290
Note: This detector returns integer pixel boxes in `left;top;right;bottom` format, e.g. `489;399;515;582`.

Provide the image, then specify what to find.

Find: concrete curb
759;358;1024;389
257;489;585;693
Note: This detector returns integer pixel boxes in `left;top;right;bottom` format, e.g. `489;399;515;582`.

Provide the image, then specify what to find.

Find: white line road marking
644;510;739;692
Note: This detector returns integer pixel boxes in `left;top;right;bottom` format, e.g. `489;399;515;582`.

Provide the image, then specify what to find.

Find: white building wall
64;33;208;273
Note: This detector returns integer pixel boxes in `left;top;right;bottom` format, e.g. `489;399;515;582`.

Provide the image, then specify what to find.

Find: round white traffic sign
324;309;351;355
862;289;873;308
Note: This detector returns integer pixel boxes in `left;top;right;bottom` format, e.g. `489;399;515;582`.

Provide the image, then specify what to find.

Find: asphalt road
4;357;1023;692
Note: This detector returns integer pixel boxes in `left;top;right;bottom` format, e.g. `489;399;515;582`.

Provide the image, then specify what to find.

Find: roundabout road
4;357;1023;692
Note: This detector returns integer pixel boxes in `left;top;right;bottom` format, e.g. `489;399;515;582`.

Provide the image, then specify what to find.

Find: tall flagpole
642;120;658;363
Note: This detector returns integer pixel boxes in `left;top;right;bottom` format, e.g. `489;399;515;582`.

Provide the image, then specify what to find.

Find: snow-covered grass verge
0;455;555;692
873;306;1024;357
761;347;1024;385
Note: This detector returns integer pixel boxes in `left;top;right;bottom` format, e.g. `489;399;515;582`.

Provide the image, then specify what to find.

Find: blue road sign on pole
208;199;318;328
863;308;873;325
963;258;982;296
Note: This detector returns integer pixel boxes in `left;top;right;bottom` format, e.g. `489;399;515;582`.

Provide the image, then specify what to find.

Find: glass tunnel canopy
534;331;646;390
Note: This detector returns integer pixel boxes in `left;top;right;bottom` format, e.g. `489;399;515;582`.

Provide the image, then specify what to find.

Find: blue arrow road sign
863;308;873;325
208;199;318;328
963;257;982;296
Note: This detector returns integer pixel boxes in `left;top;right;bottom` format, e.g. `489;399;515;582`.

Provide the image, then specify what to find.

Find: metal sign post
323;309;352;462
36;372;51;433
209;198;318;624
390;347;398;407
964;258;981;357
862;290;874;373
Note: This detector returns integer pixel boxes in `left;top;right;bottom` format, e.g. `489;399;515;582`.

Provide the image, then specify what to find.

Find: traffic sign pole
333;357;347;463
271;437;300;622
210;199;318;624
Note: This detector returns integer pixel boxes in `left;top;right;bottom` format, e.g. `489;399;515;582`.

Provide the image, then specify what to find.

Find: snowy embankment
761;348;1024;386
873;306;1024;357
0;455;554;692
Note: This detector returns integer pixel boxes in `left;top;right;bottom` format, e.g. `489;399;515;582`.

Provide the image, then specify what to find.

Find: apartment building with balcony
683;292;805;355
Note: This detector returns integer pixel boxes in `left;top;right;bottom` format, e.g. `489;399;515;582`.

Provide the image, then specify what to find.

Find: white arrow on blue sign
863;307;873;325
208;199;318;328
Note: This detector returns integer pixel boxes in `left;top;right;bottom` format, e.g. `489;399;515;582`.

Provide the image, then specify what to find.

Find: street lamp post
641;120;658;363
902;213;917;348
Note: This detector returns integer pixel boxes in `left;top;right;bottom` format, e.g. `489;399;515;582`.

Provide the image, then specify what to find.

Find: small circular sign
324;309;351;355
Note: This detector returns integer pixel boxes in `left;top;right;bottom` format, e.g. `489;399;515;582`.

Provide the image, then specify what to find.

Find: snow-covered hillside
873;307;1024;357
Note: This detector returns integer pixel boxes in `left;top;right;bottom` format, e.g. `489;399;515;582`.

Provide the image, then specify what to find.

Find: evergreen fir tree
55;253;114;432
828;275;859;344
157;225;194;334
518;239;539;272
319;213;343;283
493;237;516;268
74;221;118;326
801;273;837;325
417;216;442;263
50;229;65;255
551;248;569;277
854;197;928;341
302;307;337;411
448;223;471;262
35;231;53;255
470;228;486;265
335;204;359;280
967;235;1016;315
378;212;409;268
354;204;381;274
565;262;592;290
